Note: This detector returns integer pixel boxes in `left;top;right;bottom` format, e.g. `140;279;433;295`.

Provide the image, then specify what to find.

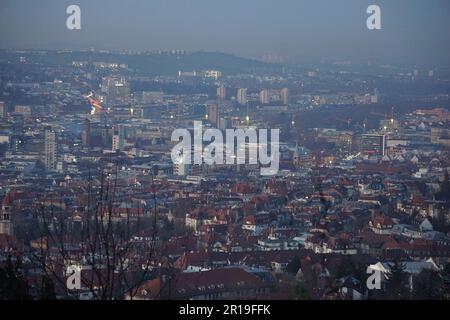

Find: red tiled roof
134;268;264;300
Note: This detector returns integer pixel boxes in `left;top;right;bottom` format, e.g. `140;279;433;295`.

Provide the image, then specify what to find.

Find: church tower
0;193;13;236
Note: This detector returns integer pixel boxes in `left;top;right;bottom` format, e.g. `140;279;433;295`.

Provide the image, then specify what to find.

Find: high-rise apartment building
112;125;125;151
82;119;91;147
217;85;226;100
0;101;5;118
207;105;219;127
280;88;289;105
44;127;57;170
260;89;270;104
237;88;247;105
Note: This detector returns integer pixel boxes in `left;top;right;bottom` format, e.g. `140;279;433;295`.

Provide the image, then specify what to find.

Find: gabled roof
134;268;265;299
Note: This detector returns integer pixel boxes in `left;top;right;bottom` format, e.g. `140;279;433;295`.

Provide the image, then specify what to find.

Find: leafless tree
31;163;160;300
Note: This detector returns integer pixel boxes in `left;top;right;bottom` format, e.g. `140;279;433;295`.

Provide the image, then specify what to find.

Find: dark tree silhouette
292;282;309;300
40;275;57;300
435;171;450;202
412;269;442;300
440;263;450;300
287;256;301;275
0;257;30;300
385;260;410;300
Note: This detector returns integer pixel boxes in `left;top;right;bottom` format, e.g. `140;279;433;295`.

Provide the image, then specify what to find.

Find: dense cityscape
1;47;450;300
1;1;450;307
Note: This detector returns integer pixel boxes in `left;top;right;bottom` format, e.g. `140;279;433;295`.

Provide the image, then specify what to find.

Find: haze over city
1;0;450;64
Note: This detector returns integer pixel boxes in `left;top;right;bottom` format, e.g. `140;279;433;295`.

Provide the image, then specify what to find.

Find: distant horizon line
0;47;448;69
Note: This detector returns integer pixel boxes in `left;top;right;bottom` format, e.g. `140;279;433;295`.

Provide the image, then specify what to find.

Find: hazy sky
1;0;449;64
